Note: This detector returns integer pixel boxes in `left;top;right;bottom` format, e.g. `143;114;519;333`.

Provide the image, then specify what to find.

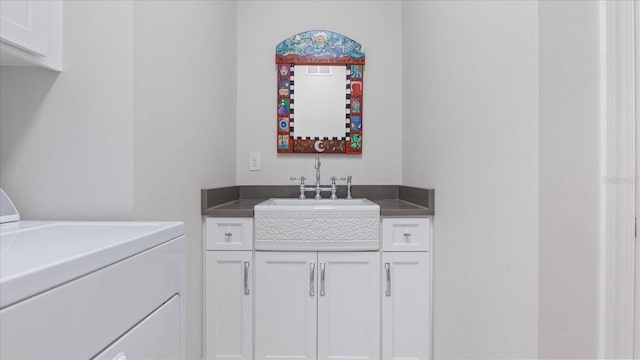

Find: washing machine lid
0;220;184;308
0;189;20;224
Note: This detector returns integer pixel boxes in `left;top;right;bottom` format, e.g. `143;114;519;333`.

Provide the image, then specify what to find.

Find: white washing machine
0;189;186;359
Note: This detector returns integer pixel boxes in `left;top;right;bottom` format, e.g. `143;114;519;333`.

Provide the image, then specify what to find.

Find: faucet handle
329;177;338;200
331;176;353;199
291;176;307;199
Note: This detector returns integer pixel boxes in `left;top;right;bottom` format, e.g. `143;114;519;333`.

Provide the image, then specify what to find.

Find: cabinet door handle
403;232;411;241
385;262;391;296
244;261;251;295
224;232;233;237
309;263;316;297
320;262;326;296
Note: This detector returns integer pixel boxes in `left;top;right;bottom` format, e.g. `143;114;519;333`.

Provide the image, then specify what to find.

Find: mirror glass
275;30;365;154
293;65;346;139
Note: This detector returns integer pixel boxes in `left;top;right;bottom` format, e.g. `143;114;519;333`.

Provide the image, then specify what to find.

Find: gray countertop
373;199;433;217
202;199;263;218
201;186;434;218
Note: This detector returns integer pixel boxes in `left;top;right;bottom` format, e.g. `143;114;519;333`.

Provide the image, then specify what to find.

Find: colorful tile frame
276;30;365;154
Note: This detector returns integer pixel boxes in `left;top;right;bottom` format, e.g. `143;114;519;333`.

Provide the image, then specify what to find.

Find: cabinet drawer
205;218;253;250
382;218;431;251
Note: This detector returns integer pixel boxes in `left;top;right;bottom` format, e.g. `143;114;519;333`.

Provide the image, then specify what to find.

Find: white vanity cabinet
0;0;63;70
205;251;253;359
254;252;317;359
317;252;380;360
205;217;253;251
203;213;432;360
204;218;253;360
382;252;430;359
254;251;380;360
381;218;432;360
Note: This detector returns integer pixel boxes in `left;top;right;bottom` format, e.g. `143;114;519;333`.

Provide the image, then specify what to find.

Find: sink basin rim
255;198;379;212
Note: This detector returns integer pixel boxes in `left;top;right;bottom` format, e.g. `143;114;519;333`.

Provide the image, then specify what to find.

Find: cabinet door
317;252;380;360
382;252;430;360
0;0;49;55
255;252;317;360
205;251;252;359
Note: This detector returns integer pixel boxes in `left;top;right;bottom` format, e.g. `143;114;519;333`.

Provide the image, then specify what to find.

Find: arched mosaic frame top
275;30;365;154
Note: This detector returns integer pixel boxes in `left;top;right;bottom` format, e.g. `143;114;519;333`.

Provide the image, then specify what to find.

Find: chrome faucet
314;154;322;192
311;154;331;199
291;155;352;200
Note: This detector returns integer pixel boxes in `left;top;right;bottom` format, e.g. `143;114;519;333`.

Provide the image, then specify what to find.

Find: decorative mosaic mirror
275;30;365;154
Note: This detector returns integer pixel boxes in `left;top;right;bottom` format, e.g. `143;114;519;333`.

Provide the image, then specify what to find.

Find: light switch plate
249;152;261;171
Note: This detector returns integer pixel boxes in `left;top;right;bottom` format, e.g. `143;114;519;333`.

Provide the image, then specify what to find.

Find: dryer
0;189;186;359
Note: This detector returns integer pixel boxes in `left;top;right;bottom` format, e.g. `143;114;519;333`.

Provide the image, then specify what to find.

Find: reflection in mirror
275;30;365;154
293;65;346;139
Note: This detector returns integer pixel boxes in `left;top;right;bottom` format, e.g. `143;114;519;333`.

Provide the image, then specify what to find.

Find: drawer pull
403;232;411;240
309;263;316;297
385;262;391;296
224;232;233;237
244;261;251;295
320;262;326;296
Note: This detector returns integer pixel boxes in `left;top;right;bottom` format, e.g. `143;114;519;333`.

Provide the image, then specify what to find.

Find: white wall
402;1;539;358
0;2;606;359
538;2;600;358
0;1;135;220
0;2;236;359
132;2;237;359
236;1;402;185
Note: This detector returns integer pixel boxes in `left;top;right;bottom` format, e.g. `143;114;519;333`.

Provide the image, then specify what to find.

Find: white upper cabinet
0;0;62;71
0;0;48;55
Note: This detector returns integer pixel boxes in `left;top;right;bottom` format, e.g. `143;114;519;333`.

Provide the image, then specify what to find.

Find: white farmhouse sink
254;198;380;251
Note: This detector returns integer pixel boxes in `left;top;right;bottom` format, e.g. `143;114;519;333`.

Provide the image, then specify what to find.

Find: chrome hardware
314;154;323;200
334;176;352;199
244;261;251;295
290;155;336;199
320;262;326;296
224;232;232;237
330;176;338;200
291;176;307;199
385;262;391;296
403;232;411;241
309;263;316;297
346;175;353;199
